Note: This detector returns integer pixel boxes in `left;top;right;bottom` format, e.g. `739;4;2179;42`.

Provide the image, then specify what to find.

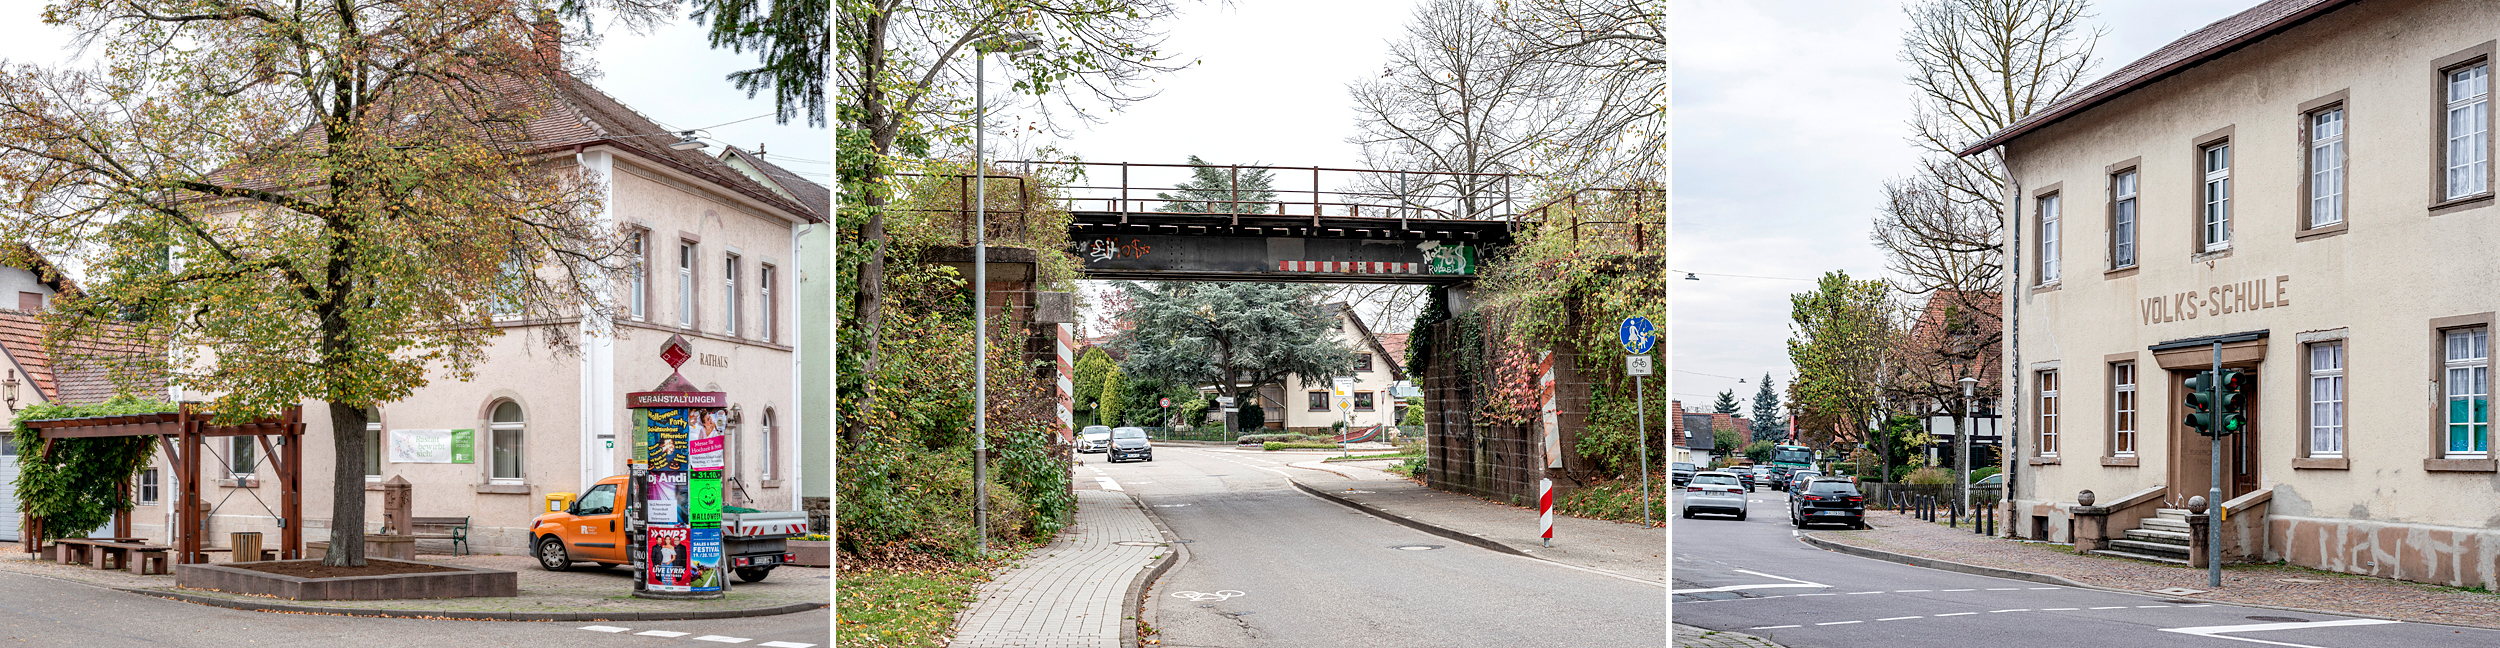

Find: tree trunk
324;402;368;566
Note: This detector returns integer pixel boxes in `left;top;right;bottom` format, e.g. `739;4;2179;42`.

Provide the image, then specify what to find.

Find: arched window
761;408;778;482
490;401;525;482
365;407;383;478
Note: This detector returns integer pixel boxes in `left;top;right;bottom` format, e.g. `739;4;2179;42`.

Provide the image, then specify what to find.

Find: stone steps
2089;548;2191;565
2154;508;2188;520
2123;528;2193;545
2141;518;2191;533
2110;539;2193;556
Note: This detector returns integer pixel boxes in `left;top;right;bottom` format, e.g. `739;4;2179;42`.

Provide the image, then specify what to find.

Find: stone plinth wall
176;559;518;600
2270;515;2500;590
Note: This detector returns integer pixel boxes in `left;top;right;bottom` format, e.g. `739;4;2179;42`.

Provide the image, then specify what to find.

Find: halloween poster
645;408;689;471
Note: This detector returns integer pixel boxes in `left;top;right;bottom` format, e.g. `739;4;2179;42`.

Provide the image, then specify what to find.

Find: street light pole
1958;376;1977;525
971;32;1039;559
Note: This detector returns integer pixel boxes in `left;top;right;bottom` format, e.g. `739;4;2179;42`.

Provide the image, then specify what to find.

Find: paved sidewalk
1811;509;2500;629
949;489;1165;648
1286;458;1664;582
0;545;826;618
1674;623;1787;647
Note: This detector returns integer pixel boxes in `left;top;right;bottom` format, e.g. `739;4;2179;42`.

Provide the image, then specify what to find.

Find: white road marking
1844;591;1883;595
1750;625;1801;630
2158;618;2402;648
2178;605;2212;608
1878;616;1922;621
1895;589;1931;592
579;626;630;633
2137;605;2172;608
1942;589;1975;592
2028;587;2060;590
1986;587;2020;591
637;631;692;637
2090;606;2128;610
1990;609;2030;613
1935;612;1977;617
758;643;819;648
2041;608;2079;611
1816;620;1861;626
694;637;752;644
1794;593;1835;597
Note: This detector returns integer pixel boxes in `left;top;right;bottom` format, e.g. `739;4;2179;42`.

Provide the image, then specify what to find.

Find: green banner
689;471;722;529
449;429;474;464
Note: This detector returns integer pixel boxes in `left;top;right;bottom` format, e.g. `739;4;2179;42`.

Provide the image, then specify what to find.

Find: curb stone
1797;530;2497;632
1674;623;1788;647
114;587;828;622
1123;492;1183;648
1288;480;1532;558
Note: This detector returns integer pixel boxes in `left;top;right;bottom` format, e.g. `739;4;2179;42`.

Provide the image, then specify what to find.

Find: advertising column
628;334;729;600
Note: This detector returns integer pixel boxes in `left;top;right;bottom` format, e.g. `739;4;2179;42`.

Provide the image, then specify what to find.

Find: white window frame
490;401;526;484
628;230;648;321
2310;108;2346;227
2203;142;2232;251
759;265;776;344
2038;370;2059;457
2448;63;2491;201
139;468;159;505
2309;341;2345;458
2113;363;2136;457
724;254;741;337
761;408;778;482
2038;193;2060;283
2112;171;2137;268
365;413;383;480
2446;328;2490;458
678;241;696;329
229;435;257;480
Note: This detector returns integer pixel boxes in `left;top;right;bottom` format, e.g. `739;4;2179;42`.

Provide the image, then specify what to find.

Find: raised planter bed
176;559;517;600
788;540;829;567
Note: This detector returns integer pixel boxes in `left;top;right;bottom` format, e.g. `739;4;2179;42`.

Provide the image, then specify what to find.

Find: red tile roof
0;309;163;406
1961;0;2355;156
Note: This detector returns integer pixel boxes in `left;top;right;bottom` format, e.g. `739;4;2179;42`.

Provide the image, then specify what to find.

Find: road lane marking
1942;589;1975;592
2027;587;2060;590
694;637;752;644
1935;612;1977;617
1895;589;1930;592
1750;625;1800;630
1815;621;1862;626
637;631;692;638
2091;606;2128;610
2137;605;2172;608
2041;608;2078;611
1844;591;1882;595
1794;593;1835;597
1990;609;2030;613
758;643;818;648
1877;616;1922;621
1986;588;2020;591
2158;618;2402;648
580;626;630;633
2178;604;2212;607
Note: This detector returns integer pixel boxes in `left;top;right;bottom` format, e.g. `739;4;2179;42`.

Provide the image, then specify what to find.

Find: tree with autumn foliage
0;0;670;566
1785;271;1901;480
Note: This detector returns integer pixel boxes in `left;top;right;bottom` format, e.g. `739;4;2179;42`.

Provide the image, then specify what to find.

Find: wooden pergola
19;404;305;564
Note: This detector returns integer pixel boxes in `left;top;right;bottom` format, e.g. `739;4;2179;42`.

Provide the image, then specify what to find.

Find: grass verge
1554;476;1668;527
836;543;1036;648
1263;442;1347;451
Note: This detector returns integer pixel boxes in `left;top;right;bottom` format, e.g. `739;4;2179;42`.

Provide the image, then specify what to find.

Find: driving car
1731;467;1757;491
1788;469;1823;489
1680;471;1749;520
1789;477;1867;529
1078;425;1112;453
1671;462;1698;486
1750;465;1774;488
1108;427;1155;463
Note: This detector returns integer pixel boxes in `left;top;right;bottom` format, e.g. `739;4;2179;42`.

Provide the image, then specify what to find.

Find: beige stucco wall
1997;0;2500;586
122;149;805;555
1282;314;1405;430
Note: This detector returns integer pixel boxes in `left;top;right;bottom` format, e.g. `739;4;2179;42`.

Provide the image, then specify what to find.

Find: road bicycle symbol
1170;590;1246;602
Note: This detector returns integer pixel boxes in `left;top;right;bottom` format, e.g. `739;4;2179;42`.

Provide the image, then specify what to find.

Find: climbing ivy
10;397;173;542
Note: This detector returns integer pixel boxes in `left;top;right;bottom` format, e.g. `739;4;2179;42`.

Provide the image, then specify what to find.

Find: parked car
1732;468;1756;492
1766;466;1794;491
1789;477;1867;529
1079;425;1113;453
1788;469;1823;489
532;475;808;582
1108;427;1155;463
1671;462;1699;486
1750;465;1774;486
1970;473;2004;498
1681;471;1749;520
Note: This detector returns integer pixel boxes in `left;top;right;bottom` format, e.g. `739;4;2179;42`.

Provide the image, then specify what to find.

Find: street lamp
972;30;1040;559
1958;375;1978;527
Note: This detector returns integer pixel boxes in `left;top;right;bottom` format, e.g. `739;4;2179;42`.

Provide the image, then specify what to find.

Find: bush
1904;466;1953;485
1263;442;1342;451
1238;401;1266;430
1969;466;2001;483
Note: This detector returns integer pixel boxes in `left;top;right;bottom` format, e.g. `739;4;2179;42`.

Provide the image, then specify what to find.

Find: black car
1766;466;1793;491
1789;478;1867;529
1670;462;1698;486
1732;468;1757;492
1108;427;1155;463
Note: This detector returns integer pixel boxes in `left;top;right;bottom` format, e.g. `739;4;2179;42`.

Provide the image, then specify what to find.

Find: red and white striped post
1539;478;1555;547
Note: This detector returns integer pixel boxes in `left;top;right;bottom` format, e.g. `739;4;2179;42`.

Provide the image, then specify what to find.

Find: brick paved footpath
950;489;1164;648
1674;623;1787;647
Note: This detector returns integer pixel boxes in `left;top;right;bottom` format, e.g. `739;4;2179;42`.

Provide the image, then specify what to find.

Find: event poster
689;527;723;592
644;408;689;470
689;471;723;529
689;409;727;471
645;472;687;526
645;526;692;592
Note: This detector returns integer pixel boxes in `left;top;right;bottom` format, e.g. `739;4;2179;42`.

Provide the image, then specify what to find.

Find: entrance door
2230;376;2260;498
2169;369;2262;504
0;430;16;542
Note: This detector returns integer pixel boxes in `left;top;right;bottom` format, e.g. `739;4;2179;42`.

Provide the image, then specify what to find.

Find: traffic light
2216;369;2250;436
2183;370;2217;435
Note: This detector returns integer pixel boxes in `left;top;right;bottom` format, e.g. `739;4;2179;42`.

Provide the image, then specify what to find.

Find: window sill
2292;456;2349;470
2103;265;2139;279
2430;193;2495;217
221;478;259;488
2100;455;2139;467
761;479;783;489
2028;456;2061;466
2191;247;2233;264
2423;458;2497;472
476;484;534;494
2295;222;2349;240
2030;282;2061;295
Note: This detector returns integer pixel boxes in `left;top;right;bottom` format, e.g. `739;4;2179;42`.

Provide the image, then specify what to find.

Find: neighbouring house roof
1898;290;2005;397
0;310;163;406
720;146;830;220
1960;0;2353;156
3;243;80;297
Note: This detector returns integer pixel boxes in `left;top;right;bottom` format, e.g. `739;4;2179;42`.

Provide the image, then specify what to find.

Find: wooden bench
53;539;172;575
409;516;470;556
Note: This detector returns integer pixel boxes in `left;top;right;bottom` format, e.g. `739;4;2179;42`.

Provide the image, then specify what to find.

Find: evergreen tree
1712;390;1740;414
1155;156;1278;214
1073;346;1115;422
1098;369;1128;427
1112;282;1358;433
1751;374;1784;442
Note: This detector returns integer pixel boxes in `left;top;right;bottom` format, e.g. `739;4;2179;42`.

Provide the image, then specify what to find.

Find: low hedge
1263;442;1344;451
1237;433;1317;444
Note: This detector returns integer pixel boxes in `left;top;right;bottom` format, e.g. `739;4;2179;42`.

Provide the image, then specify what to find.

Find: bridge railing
996;160;1536;221
1518;186;1666;252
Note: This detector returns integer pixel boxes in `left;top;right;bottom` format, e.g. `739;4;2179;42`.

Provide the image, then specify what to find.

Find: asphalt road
0;568;830;647
1094;445;1667;648
1671;487;2500;648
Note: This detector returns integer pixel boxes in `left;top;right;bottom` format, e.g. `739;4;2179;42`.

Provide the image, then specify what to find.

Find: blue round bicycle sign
1619;317;1655;355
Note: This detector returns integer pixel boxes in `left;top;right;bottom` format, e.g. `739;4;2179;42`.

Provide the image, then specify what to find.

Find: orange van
530;474;806;582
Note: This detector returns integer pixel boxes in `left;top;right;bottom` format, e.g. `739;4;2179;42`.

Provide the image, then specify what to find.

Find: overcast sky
1670;0;2265;406
0;5;829;192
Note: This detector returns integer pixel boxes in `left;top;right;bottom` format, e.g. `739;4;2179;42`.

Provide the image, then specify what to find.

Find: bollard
1950;499;1959;529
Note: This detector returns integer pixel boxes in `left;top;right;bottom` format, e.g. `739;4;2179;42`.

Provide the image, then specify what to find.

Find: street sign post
1621;317;1656;528
1334;377;1356;457
1539;478;1554;548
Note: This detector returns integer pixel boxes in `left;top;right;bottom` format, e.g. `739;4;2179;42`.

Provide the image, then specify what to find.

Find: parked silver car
1078;425;1112;453
1680;471;1749;520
